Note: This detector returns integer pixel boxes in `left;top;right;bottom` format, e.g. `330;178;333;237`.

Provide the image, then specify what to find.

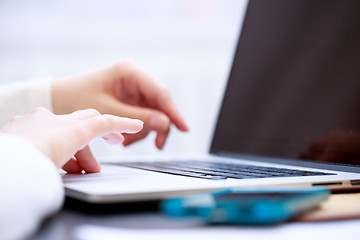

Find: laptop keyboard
114;160;335;180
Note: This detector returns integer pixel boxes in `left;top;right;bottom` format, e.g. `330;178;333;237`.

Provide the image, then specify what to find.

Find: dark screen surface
211;0;360;167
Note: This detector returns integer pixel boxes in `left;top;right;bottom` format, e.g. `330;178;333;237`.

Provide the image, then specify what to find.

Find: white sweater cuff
0;133;64;240
0;78;53;127
26;77;53;112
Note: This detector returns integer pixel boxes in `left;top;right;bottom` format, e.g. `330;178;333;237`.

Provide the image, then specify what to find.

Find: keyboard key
114;160;335;180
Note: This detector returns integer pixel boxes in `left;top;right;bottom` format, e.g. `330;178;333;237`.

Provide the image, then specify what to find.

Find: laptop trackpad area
62;164;217;197
63;164;148;182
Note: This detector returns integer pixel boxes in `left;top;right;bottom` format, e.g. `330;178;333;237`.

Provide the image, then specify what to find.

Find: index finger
83;115;144;140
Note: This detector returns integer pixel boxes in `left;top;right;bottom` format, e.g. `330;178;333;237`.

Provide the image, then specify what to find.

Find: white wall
0;0;248;159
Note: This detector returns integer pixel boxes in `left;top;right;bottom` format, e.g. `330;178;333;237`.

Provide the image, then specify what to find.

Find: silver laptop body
64;0;360;203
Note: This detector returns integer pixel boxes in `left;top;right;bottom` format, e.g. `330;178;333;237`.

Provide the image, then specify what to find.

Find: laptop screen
211;0;360;167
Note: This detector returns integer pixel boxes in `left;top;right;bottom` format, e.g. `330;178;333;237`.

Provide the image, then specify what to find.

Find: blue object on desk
161;188;330;225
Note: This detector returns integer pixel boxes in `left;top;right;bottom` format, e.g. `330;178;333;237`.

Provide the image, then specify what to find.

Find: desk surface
295;192;360;222
31;193;360;240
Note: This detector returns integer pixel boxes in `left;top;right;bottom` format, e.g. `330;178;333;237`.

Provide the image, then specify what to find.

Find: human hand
0;107;143;172
51;60;189;149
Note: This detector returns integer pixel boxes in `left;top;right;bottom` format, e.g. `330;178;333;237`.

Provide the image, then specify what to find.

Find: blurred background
0;0;247;159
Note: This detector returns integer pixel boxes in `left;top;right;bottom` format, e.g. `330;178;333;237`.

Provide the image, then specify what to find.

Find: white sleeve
0;78;53;127
0;133;64;240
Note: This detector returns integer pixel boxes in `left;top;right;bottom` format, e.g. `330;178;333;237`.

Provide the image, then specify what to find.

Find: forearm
0;78;53;127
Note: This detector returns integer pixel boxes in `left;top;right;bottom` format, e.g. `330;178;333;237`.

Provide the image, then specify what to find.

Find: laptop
63;0;360;203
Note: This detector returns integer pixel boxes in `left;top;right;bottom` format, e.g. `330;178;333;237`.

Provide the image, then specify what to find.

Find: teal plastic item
161;188;330;225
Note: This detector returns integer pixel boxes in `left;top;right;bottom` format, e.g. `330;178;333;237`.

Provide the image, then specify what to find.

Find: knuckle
100;114;115;128
113;59;139;74
31;107;48;114
9;115;22;122
29;107;53;119
157;88;171;102
120;58;137;67
85;108;101;116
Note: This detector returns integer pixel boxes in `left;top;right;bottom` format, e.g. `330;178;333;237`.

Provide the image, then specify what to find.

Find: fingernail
135;119;144;125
